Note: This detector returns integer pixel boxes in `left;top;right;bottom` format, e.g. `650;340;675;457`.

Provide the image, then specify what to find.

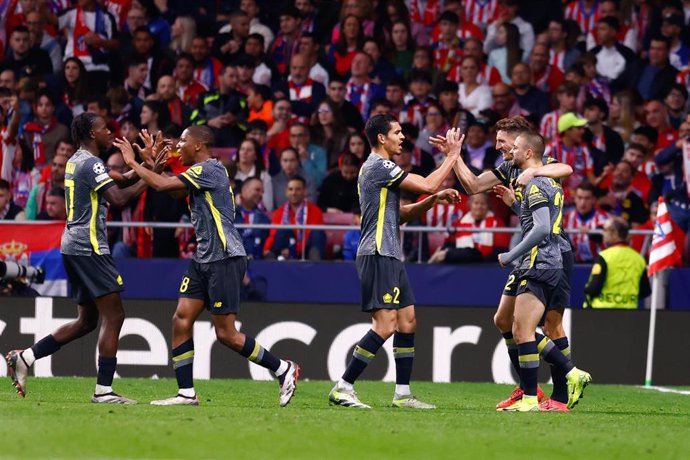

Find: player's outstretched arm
6;96;20;141
430;131;499;194
515;162;573;187
400;128;463;195
115;137;187;193
497;206;550;267
400;189;460;224
109;131;170;187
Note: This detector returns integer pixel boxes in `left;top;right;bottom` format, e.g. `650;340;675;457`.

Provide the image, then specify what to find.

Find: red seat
323;213;355;259
427;231;447;255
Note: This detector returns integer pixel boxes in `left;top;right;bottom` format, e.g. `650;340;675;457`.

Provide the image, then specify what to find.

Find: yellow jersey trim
89;189;100;255
375;188;388;252
204;191;227;251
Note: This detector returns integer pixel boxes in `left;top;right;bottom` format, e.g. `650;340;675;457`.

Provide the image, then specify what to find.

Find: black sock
172;339;195;390
502;331;521;389
536;332;574;374
393;332;415;386
518;341;539;397
239;335;281;373
96;356;117;387
32;335;61;359
342;330;385;384
550;337;571;404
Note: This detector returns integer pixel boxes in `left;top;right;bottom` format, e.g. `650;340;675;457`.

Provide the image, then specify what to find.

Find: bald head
290;54;309;84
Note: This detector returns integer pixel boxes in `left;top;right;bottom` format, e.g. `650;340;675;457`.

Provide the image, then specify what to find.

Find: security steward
584;217;651;308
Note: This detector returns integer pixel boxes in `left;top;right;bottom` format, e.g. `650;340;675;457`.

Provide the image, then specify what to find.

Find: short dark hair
288;175;307;186
650;34;671;49
240;176;263;192
47;186;65;198
626;142;647;157
633;125;658;145
599;15;620;31
576;182;596;194
365;113;397;146
339;152;361;168
584;97;609;119
519;132;545;158
11;25;29;36
439;11;460;24
87;95;111;113
71;112;100;145
666;82;689;101
175;52;194;66
247;120;269;133
0;179;10;191
35;89;57;107
247;33;265;46
280;5;301;19
186;125;214;147
608;216;629;240
249;83;272;102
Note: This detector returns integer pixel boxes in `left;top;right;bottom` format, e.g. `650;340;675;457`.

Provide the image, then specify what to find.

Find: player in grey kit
6;113;155;403
329;114;462;409
116;125;299;407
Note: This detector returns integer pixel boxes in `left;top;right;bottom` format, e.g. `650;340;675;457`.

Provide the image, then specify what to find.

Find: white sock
178;387;195;398
395;384;411;396
275;359;290;375
337;379;353;391
21;348;36;367
95;384;112;395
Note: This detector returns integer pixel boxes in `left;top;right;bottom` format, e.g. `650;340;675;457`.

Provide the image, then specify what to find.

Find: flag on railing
0;223;67;296
648;197;682;277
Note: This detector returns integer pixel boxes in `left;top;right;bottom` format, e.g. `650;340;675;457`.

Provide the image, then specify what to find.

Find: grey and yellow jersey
493;156;572;254
356;153;408;260
178;159;246;263
517;176;564;271
60;149;116;256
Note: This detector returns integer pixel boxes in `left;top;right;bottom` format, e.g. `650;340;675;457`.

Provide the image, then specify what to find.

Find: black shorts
179;256;247;314
550;250;573;309
516;269;562;308
356;255;416;312
502;266;523;297
62;253;124;304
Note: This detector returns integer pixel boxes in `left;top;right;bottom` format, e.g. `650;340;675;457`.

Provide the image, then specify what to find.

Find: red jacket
264;200;324;254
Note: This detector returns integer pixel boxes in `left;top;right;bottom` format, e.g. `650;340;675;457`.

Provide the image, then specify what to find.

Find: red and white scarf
23;117;58;166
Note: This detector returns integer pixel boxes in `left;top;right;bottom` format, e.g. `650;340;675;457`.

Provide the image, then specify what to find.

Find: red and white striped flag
648;197;682;276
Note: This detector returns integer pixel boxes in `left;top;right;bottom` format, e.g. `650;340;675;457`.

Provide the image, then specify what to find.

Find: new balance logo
213;301;223;308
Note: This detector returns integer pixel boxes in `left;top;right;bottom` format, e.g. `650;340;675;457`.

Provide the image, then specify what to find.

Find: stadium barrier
1;297;689;385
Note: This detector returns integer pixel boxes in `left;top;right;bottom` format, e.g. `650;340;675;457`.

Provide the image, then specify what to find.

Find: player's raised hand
113;137;136;166
493;184;517;207
152;144;171;173
444;128;465;158
134;129;157;166
515;167;537;187
434;188;461;204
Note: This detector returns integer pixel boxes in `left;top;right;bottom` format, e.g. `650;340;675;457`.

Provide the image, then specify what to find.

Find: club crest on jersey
93;162;106;175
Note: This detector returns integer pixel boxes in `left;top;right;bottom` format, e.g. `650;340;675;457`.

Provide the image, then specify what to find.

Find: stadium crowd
1;0;689;265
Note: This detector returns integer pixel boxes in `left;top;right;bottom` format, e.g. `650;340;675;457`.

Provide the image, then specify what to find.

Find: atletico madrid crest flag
648;197;682;277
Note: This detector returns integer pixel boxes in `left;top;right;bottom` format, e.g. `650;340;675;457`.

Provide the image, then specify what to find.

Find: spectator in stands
124;55;152;103
428;193;509;264
490;82;524;119
0;92;20;183
598;143;652;204
35;186;66;221
484;0;535;58
3;26;53;80
189;36;222;90
139;100;170;137
344;131;370;165
26;10;62;75
345;52;384;121
432;11;463;76
213;10;251;65
585;0;637;52
86;96;121;139
608;90;639;143
246;83;273;128
236;176;271;260
169;16;197;55
583;97;625;165
234;138;274;211
488;22;522;85
664;83;688;130
235;0;273;52
590;16;637;93
57;56;89;117
630;126;659;174
457;56;492;118
545;113;598;202
458;37;502;87
275;53;326;124
363;38;395;86
271;147;317;208
510;62;549;120
270;6;303;76
564;183;609;263
547;19;580;74
0;179;26;220
299;33;330;86
635;35;678;101
400;69;434;129
463;122;500;172
310;99;349;169
529;42;564;95
332;0;375;44
644;99;678;154
584;217;651;309
129;26;174;91
327;77;364;132
236;55;256;96
174;53;207;107
416;101;448;166
148;75;190;127
22;91;70;168
264;176;325;260
244;33;273;86
438;79;475;133
540;81;579;141
266;97;292;152
58;0;119;93
246;119;279;175
288;123;327;188
317;152;360;213
597;160;650;227
661;13;689;70
25;152;67;220
190;63;247;147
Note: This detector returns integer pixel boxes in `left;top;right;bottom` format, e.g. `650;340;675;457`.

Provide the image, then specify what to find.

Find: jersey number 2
552;191;563;235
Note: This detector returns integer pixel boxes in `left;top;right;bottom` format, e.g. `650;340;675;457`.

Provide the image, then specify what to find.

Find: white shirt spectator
484;16;535;58
458;83;493;117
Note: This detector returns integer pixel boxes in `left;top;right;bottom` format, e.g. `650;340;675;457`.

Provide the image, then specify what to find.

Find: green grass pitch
1;378;689;459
